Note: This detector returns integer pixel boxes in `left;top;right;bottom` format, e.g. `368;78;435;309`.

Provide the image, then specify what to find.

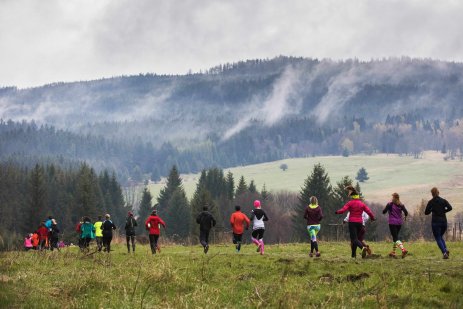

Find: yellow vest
94;221;103;237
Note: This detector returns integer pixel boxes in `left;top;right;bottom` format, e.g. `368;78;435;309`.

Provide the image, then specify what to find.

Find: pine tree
355;167;369;182
292;163;334;241
28;164;47;224
235;176;248;197
261;183;270;201
225;171;235;200
165;188;190;239
138;187;153;222
248;180;257;193
157;165;182;213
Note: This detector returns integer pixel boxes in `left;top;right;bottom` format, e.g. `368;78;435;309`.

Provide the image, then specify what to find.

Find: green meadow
1;242;462;308
149;151;463;213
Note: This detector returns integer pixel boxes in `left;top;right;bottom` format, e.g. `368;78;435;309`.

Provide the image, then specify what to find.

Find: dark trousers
149;234;159;254
103;236;112;253
233;233;243;244
126;235;135;252
431;222;448;253
95;237;103;251
50;237;59;251
389;224;402;242
348;222;364;257
199;229;210;247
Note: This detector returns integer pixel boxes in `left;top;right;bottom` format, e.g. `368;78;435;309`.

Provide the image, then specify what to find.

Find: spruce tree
248;180;257;193
28;164;47;224
235;176;248;197
292;163;334;241
157;165;182;212
355;167;369;182
165;188;190;239
138;187;153;222
332;176;355;207
225;171;235;201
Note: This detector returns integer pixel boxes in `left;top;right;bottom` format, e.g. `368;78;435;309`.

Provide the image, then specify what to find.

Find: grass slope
149;151;463;213
1;242;462;308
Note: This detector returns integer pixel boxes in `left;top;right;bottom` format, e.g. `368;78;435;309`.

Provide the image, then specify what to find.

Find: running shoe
443;252;449;259
204;245;209;254
401;250;408;258
315;252;321;258
366;246;372;256
309;252;313;258
361;247;367;258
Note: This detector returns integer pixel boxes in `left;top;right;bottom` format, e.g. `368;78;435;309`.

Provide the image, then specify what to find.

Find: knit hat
128;211;133;217
151;210;157;215
254;200;261;208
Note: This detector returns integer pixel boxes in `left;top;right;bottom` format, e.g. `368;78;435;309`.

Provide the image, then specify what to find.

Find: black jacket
196;211;216;232
425;196;452;223
125;216;138;236
102;220;117;237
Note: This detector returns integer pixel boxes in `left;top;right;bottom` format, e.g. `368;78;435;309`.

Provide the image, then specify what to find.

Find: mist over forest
1;56;463;182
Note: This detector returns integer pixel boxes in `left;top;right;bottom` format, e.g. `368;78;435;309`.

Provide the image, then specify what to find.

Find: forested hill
1;56;463;181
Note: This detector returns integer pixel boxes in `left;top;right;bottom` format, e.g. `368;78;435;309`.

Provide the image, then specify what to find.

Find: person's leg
251;230;260;249
432;222;447;254
107;236;112;253
97;237;102;251
153;235;160;253
258;229;265;255
439;222;448;255
149;234;156;254
131;235;136;252
348;223;363;257
236;234;242;251
199;230;207;248
126;236;130;253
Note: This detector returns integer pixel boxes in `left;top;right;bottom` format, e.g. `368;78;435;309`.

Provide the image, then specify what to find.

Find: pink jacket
24;237;33;248
336;199;375;223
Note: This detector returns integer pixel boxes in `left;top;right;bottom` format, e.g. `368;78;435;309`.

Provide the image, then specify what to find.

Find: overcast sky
1;0;462;88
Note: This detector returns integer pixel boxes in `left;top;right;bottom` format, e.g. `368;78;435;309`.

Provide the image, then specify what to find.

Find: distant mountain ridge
1;56;462;181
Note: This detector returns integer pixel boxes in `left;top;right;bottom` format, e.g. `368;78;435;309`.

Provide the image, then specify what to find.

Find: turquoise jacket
81;222;96;239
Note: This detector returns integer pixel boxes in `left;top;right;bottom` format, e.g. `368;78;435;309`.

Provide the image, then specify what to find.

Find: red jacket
230;211;250;234
145;215;166;235
37;227;49;240
336;199;375;223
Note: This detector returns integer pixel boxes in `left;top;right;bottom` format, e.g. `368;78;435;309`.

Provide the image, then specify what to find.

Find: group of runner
24;186;453;259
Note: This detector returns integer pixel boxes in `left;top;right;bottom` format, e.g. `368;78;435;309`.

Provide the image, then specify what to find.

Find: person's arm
382;203;391;214
303;207;309;220
250;210;255;221
211;215;216;227
196;213;202;224
230;214;235;228
134;218;138;227
245;215;250;229
263;211;269;221
159;218;166;228
343;212;350;223
444;199;453;213
318;207;323;222
336;202;350;215
424;201;432;215
363;205;376;221
401;204;409;217
112;222;116;230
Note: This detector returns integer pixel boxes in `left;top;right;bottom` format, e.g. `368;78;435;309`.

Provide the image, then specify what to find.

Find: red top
336;199;375;223
145;215;166;235
31;233;40;246
230;211;250;234
37;227;49;240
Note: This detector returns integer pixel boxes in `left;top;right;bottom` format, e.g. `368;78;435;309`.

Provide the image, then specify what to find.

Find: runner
94;216;103;252
250;200;269;255
335;186;375;258
24;234;33;251
80;217;95;251
102;214;116;253
196;206;216;254
383;193;409;258
425;187;452;259
125;211;138;253
36;222;49;250
145;210;166;255
49;219;60;251
343;211;371;256
304;196;323;257
230;205;250;252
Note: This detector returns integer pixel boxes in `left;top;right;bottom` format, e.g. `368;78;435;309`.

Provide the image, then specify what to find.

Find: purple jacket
304;205;323;225
383;202;408;225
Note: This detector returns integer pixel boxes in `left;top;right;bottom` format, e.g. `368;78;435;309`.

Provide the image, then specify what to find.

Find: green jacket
81;222;95;239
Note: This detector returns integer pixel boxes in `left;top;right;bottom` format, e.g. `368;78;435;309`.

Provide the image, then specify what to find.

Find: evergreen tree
355;167;369;182
225;171;235;200
138;187;153;222
157;165;182;212
165;188;190;239
292;163;334;241
261;183;270;201
332;176;356;207
248;180;257;193
28;164;47;224
235;176;248;197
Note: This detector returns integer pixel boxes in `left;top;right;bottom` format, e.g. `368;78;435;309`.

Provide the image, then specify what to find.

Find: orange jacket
31;233;39;247
230;211;250;234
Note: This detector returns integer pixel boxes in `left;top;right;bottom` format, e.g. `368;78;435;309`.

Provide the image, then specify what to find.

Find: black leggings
199;230;210;247
389;224;402;242
126;235;135;251
348;222;364;257
252;229;265;240
149;234;160;254
103;236;112;253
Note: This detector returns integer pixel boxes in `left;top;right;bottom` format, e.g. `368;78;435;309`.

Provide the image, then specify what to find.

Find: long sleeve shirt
425;196;452;223
336;199;375;223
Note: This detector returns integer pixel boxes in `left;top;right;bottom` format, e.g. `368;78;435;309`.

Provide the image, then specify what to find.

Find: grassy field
1;242;462;308
148;151;463;213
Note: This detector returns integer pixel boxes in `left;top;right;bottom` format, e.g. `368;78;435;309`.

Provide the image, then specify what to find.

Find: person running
31;232;39;250
102;214;116;253
49;219;60;251
250;200;269;255
125;211;138;253
196;206;216;254
94;216;103;252
304;196;323;257
24;234;33;251
230;205;250;253
383;193;409;258
145;210;166;255
45;216;53;231
425;187;452;259
343;211;371;256
75;217;84;249
36;222;49;250
336;186;375;258
80;217;95;251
